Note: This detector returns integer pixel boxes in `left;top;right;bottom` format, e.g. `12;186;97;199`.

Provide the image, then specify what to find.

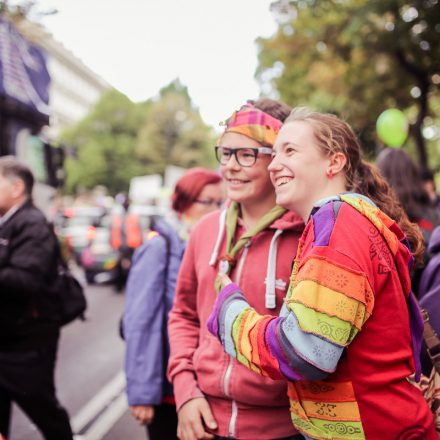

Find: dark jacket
123;217;186;406
0;200;60;351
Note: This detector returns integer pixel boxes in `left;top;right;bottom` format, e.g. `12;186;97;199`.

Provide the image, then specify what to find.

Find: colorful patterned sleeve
207;248;375;381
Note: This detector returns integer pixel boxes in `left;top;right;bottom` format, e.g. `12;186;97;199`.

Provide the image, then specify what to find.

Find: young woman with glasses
208;108;437;439
168;99;305;440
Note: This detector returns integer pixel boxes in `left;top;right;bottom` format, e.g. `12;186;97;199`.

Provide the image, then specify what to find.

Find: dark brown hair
376;148;431;222
285;108;424;263
250;98;292;122
0;155;34;197
171;167;222;214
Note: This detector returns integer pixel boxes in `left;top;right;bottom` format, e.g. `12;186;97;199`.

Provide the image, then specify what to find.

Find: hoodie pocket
193;333;228;398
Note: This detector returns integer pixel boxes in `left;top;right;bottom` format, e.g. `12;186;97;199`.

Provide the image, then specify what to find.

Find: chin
227;191;247;204
276;194;297;212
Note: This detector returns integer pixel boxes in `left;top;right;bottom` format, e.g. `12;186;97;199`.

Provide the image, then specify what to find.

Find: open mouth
227;178;250;185
275;176;293;187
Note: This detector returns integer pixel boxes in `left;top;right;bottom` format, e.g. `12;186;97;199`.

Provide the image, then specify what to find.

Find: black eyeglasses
194;199;224;208
215;146;273;167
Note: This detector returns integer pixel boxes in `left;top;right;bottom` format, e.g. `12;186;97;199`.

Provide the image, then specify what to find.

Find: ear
328;152;347;175
11;179;26;199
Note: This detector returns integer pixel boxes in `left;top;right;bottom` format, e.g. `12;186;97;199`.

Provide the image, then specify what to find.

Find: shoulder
305;201;380;272
13;203;51;234
135;232;168;257
310;200;371;247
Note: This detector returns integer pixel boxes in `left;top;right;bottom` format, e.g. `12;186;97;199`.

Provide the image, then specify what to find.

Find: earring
327;169;333;179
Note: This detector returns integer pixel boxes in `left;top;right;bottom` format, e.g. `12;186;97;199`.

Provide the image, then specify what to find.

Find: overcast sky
34;0;278;129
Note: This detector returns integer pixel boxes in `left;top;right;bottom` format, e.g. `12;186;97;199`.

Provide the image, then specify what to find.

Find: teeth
277;177;292;186
229;179;245;184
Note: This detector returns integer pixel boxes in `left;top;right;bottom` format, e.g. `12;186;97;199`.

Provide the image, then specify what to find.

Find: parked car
80;225;118;284
56;207;108;262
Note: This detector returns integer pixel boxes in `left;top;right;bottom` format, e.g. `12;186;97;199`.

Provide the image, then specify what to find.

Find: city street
9;279;147;440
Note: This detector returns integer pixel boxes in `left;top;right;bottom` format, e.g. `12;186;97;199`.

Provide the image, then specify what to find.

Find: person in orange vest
111;194;143;291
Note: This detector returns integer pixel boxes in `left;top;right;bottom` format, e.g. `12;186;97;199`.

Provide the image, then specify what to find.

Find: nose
268;154;281;172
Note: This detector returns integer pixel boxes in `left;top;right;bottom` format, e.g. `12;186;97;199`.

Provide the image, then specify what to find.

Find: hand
218;273;233;288
177;397;217;440
130;405;155;425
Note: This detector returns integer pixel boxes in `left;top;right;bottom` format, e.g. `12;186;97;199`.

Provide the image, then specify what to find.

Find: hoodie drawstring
265;229;283;309
209;208;227;266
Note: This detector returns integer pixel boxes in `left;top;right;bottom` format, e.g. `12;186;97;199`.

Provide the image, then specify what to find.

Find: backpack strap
421;308;440;374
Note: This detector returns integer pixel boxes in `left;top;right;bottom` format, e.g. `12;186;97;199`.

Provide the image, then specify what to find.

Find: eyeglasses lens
216;147;256;167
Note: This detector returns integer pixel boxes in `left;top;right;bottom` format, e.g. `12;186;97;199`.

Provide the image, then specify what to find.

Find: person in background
421;169;440;211
168;99;305;440
376;148;440;294
123;167;224;440
111;193;143;291
208;108;437;439
376;148;440;245
0;156;73;440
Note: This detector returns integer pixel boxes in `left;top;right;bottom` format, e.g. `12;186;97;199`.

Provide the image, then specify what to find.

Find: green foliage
60;89;146;194
258;0;440;169
59;82;216;195
135;79;216;175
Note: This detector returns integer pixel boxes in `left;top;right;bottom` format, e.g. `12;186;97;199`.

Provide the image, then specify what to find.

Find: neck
240;195;277;229
301;180;347;222
1;197;27;217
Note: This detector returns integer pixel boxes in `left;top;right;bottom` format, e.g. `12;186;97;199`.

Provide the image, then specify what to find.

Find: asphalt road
8;280;147;440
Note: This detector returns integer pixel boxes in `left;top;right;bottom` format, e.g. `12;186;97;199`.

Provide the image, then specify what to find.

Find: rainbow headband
220;104;283;147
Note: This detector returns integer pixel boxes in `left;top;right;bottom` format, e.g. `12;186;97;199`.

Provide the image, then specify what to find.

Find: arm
0;218;55;295
124;237;167;406
167;233;217;440
208;246;374;382
167;235;204;409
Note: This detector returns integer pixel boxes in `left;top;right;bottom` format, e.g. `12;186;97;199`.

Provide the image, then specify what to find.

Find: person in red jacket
168;99;305;440
209;108;437;439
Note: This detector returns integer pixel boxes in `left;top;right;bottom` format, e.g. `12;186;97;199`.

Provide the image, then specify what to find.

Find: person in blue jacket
123;167;224;440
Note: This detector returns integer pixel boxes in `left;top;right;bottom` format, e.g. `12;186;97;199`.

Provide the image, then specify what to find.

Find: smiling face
218;132;275;209
269;121;332;219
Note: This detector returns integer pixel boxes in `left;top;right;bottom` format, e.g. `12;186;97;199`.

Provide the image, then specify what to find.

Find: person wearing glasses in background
167;100;305;440
123;167;224;440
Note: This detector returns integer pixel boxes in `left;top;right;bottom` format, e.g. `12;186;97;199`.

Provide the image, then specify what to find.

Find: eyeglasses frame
214;146;273;167
194;199;224;208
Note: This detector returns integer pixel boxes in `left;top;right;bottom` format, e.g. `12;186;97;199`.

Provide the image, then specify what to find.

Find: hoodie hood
209;204;304;310
270;210;305;233
338;194;414;290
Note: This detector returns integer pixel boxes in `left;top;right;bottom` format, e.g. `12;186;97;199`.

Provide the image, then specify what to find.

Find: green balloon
376;109;408;148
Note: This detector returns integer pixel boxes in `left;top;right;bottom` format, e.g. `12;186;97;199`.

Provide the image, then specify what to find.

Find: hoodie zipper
224;242;250;438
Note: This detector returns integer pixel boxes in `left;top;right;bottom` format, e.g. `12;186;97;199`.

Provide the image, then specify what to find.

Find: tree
60;89;147;194
60;81;216;194
135;79;217;176
257;0;440;168
0;0;57;21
